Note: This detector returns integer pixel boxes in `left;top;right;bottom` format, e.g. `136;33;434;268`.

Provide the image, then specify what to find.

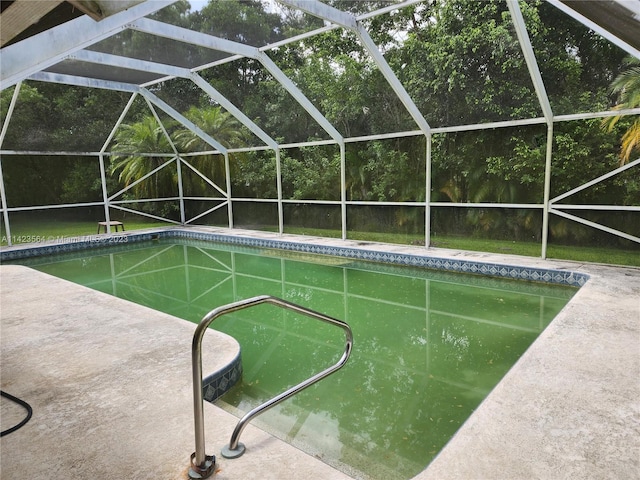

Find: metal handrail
189;295;353;479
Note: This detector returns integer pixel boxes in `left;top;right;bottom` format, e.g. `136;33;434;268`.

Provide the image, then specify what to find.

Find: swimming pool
5;231;581;479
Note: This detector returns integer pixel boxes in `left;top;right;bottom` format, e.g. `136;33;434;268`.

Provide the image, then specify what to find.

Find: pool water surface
14;239;577;479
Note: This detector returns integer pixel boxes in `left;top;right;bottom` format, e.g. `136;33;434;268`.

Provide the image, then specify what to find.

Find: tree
175;105;247;194
109;115;176;200
602;56;640;165
0;84;51;150
177;105;246;149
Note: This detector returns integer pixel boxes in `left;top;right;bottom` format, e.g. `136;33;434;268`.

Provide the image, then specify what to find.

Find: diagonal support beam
507;0;553;121
547;0;640;59
549;207;640;244
256;53;343;142
139;89;228;154
354;25;431;134
277;0;431;134
64;50;278;148
550;157;640;204
130;18;342;142
29;71;228;154
190;74;279;150
0;0;177;90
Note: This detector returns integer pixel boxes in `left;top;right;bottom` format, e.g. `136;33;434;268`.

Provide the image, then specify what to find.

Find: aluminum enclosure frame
0;0;638;255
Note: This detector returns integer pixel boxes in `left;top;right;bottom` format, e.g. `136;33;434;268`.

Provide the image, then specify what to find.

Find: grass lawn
2;221;639;267
283;227;640;267
1;218;169;246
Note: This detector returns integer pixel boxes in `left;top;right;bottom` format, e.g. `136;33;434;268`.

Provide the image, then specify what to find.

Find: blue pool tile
1;228;589;287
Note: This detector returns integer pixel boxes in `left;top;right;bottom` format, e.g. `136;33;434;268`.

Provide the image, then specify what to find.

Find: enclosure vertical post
0;82;20;147
425;133;432;248
508;0;554;259
0;82;22;246
98;153;111;229
0;158;11;246
225;152;233;229
99;92;139;231
177;157;186;225
541;123;554;259
340;141;347;240
275;148;283;235
108;253;117;296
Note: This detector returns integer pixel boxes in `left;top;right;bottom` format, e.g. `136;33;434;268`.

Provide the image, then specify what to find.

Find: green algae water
16;240;576;479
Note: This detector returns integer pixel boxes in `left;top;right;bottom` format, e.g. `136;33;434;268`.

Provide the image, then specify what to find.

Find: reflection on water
20;241;577;480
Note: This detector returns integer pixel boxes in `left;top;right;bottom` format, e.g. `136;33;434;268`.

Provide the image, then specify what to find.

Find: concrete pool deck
1;227;639;479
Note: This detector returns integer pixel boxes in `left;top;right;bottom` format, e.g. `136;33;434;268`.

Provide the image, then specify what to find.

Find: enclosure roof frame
2;0;639;146
0;0;176;90
0;0;639;252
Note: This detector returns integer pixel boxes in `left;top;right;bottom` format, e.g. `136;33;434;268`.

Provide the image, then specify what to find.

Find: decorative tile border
0;232;158;262
166;230;590;288
203;351;243;403
1;228;589;287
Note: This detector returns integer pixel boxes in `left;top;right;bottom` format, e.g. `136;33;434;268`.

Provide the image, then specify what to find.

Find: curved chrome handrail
189;295;353;478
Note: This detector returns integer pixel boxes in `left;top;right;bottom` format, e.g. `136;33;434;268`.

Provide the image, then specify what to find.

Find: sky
188;0;280;13
189;0;208;12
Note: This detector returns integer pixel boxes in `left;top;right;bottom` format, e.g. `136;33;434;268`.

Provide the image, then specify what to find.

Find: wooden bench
97;221;125;234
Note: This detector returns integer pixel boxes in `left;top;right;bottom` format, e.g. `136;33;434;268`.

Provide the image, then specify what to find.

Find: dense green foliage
1;0;638;253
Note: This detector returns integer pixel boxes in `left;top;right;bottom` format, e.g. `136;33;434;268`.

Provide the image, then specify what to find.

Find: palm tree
602;56;640;165
110;115;177;199
174;105;246;195
175;105;245;152
109;106;246;212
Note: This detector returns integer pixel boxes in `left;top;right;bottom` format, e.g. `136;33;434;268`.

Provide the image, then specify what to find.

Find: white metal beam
189;74;279;149
101;92;139;153
550;204;640;212
109;203;181;224
143;96;179;156
139;89;228;154
98;152;111;230
550;157;640;204
129;18;342;142
277;0;357;28
28;71;139;92
549;207;640;243
180;158;228;197
354;24;431;134
185;201;230;225
256;52;344;142
278;0;431;134
0;148;12;246
507;0;554;122
541;124;554;259
69;49;189;78
0;0;177;90
108;156;177;201
547;0;640;59
0;82;21;149
0;82;22;244
68;50;278;149
129;18;259;59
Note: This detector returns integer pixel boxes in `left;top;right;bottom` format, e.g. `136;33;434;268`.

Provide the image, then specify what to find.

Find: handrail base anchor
188;452;216;479
221;442;246;459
